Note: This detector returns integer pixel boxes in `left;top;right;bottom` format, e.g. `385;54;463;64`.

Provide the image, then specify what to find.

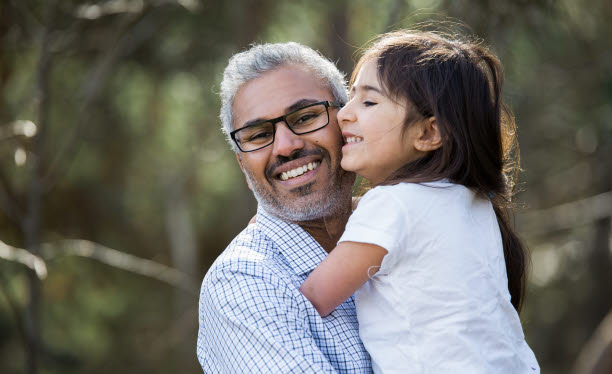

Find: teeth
280;161;320;181
345;136;363;144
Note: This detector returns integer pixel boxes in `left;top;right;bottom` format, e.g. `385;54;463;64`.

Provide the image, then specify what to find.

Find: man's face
233;65;355;222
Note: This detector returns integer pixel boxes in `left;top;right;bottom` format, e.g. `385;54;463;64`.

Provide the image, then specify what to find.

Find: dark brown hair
351;30;527;312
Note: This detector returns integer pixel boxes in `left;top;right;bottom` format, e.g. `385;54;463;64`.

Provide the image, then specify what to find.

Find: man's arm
197;266;338;373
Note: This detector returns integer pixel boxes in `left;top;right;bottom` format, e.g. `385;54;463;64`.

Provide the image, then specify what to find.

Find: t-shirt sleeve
338;186;408;254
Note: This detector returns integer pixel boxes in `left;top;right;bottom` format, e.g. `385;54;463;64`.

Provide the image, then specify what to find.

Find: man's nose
271;122;305;157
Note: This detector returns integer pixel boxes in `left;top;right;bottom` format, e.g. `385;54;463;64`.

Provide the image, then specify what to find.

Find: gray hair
219;42;348;152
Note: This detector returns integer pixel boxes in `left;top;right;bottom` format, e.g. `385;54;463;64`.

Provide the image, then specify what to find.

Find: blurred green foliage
1;0;611;373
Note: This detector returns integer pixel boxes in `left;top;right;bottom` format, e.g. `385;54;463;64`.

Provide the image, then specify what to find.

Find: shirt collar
256;207;327;275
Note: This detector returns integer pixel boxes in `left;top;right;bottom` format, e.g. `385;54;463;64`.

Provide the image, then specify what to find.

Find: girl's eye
363;101;377;107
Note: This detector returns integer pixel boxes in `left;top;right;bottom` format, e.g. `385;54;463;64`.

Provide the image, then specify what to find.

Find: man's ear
414;117;442;152
236;154;253;190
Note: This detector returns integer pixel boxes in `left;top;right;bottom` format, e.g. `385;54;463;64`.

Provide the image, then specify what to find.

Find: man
197;42;372;373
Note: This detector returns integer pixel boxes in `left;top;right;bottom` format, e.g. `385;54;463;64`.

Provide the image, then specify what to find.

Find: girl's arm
300;241;388;317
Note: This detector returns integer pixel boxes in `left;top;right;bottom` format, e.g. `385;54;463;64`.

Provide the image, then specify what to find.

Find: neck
295;202;352;253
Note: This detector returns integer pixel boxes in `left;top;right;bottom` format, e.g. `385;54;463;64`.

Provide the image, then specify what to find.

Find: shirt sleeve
197;264;339;373
339;186;409;255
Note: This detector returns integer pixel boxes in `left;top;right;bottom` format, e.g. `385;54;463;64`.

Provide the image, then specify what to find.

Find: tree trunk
24;2;54;371
163;174;198;363
572;309;612;374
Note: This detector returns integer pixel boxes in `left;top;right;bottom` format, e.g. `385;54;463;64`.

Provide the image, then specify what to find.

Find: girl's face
338;59;424;184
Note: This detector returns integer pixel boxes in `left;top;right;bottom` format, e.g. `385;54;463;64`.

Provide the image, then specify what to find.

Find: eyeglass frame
229;100;343;152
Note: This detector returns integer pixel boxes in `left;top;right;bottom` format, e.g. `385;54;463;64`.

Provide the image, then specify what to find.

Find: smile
280;161;320;181
345;136;363;144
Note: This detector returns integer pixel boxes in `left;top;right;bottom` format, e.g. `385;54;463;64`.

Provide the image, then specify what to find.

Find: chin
340;160;354;172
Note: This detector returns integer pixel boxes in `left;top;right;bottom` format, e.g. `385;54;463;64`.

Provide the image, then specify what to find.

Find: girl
300;30;540;373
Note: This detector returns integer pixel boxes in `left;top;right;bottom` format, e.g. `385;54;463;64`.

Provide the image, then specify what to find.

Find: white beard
243;163;354;223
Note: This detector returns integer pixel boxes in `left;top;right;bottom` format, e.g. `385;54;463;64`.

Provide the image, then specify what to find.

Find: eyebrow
241;98;321;128
350;84;383;94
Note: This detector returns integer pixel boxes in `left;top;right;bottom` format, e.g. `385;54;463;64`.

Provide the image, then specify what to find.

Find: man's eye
246;130;273;142
294;113;319;125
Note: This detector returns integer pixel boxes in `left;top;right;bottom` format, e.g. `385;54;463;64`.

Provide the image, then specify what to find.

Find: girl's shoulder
365;180;464;200
361;181;473;216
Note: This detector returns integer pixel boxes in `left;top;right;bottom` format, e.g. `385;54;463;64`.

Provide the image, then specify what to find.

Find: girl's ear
414;117;442;152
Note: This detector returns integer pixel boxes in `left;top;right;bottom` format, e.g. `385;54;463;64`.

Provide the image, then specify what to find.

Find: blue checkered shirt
197;207;372;373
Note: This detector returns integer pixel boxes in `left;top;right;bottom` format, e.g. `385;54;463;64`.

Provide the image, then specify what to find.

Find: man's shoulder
202;223;293;293
216;224;275;266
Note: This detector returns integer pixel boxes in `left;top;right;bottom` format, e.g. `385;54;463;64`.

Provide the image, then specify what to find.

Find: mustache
266;148;327;178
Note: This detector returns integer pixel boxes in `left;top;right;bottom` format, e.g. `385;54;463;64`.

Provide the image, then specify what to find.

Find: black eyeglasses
230;101;342;152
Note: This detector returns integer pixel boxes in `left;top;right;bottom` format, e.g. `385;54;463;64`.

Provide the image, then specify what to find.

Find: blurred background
1;0;611;373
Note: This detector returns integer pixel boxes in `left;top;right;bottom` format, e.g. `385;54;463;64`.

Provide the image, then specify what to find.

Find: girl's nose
337;102;355;128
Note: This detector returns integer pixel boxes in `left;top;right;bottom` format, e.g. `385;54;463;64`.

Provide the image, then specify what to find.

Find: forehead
232;65;333;130
351;59;379;90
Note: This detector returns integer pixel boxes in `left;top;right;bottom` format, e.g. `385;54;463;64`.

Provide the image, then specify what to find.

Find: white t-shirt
339;181;540;374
